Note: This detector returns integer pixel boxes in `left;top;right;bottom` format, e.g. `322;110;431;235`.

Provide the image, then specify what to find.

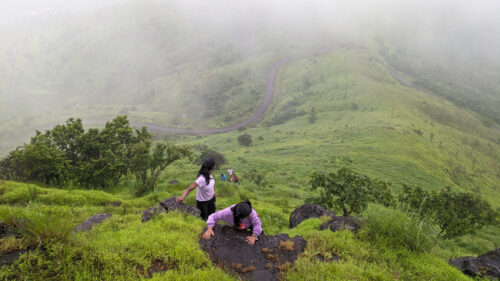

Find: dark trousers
197;196;216;221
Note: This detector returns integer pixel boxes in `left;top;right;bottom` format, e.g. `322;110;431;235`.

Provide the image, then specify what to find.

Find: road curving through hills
86;47;337;135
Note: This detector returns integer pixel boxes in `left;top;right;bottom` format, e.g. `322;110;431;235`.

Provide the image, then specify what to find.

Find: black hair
231;200;252;227
198;158;216;185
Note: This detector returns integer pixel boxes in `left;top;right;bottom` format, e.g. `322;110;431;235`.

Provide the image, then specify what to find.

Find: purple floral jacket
206;205;263;236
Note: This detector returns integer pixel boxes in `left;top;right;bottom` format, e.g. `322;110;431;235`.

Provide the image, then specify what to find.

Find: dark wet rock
0;250;28;268
141;197;201;223
319;216;360;233
450;248;500;279
159;197;201;217
200;225;307;281
73;214;112;232
168;179;179;184
289;204;335;228
141;206;164;223
110;201;122;207
450;257;480;276
0;223;19;239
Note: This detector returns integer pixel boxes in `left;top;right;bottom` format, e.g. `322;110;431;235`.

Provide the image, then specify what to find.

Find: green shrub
399;185;498;238
310;167;393;216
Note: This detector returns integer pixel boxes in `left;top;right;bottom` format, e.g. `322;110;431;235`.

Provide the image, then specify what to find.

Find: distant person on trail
227;168;233;181
202;200;263;245
231;174;239;184
176;158;216;221
221;173;227;181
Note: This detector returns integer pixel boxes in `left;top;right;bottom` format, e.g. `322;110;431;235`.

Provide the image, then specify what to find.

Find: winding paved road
97;47;336;135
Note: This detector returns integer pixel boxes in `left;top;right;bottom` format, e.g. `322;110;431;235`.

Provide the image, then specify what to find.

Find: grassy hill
172;47;500;207
1;178;498;280
1;1;499;279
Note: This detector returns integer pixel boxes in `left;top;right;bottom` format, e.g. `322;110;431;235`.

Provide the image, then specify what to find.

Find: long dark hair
231;200;252;227
198;158;215;185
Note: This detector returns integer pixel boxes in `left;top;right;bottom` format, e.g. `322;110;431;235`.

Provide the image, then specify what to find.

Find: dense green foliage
130;142;191;196
399;185;499;239
194;145;227;167
0;116;191;192
310;167;393;215
237;133;253;146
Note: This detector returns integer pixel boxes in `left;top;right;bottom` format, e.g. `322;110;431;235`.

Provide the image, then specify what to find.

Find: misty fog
1;0;499;154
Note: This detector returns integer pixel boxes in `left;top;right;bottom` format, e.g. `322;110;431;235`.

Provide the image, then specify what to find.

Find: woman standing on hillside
176;158;216;220
202;200;263;245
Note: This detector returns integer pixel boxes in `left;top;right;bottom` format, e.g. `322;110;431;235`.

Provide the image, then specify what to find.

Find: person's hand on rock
176;196;184;204
202;227;214;240
246;235;257;245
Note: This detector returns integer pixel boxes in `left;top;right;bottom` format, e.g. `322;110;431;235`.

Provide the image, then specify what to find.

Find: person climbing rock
202;200;262;245
176;158;216;220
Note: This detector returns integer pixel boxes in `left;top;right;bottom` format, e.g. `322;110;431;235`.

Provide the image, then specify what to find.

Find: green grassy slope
2;179;495;280
176;48;500;207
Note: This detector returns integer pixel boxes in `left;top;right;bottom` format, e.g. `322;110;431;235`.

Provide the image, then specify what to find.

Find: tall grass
0;205;74;246
359;204;440;253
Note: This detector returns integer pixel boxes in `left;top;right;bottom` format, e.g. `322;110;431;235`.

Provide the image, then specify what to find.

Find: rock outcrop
0;250;28;268
289;204;335;228
319;216;360;233
141;196;201;222
142;206;165;223
449;248;500;279
289;204;360;233
73;214;112;232
200;225;306;281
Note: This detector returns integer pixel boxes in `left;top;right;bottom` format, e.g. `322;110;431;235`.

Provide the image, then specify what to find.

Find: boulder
141;197;201;223
200;225;306;281
450;248;500;279
159;197;201;217
319;216;360;233
110;201;122;207
168;179;179;184
0;222;19;239
73;214;112;232
0;250;28;268
289;204;335;228
141;206;164;223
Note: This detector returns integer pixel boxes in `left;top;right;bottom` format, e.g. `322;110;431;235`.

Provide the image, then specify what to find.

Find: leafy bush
130;142;191;196
310;167;393;216
237;133;252;146
0;116;191;193
194;145;226;167
399;185;498;238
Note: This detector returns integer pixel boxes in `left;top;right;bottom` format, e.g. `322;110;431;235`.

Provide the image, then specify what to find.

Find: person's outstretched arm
245;210;262;245
176;182;197;203
203;207;232;240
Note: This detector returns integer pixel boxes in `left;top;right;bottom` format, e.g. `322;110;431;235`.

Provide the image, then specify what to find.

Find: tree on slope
130;141;191;196
310;167;393;216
